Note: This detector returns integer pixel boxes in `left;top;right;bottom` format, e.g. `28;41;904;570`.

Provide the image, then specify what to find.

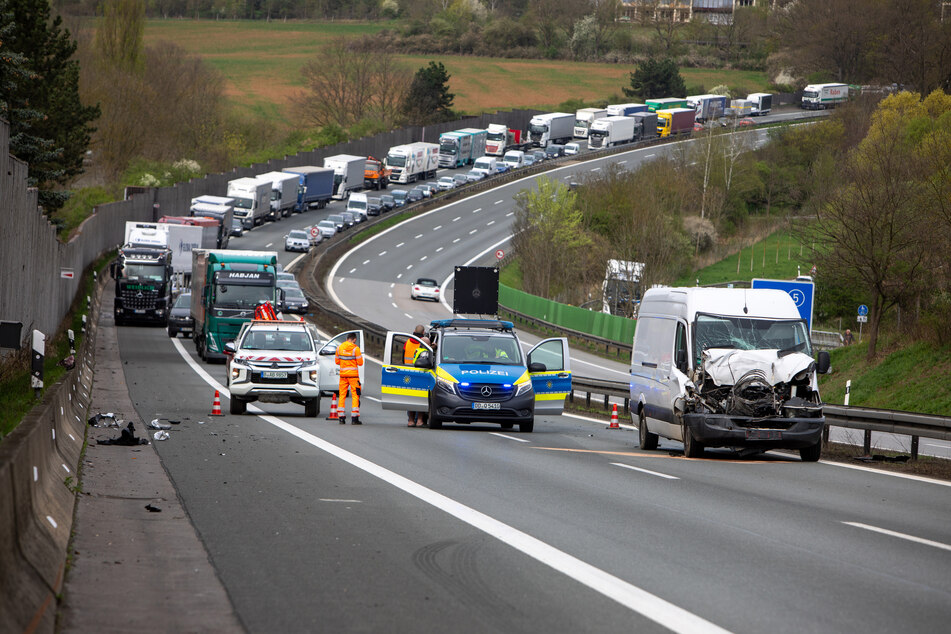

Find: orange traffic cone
326;393;338;420
210;390;223;416
608;403;620;429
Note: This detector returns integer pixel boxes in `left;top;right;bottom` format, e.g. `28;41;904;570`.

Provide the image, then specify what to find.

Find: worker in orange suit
335;332;364;425
402;324;426;426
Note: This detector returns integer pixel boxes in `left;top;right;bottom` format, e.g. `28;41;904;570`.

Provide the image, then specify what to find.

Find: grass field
673;231;818;287
143;19;770;119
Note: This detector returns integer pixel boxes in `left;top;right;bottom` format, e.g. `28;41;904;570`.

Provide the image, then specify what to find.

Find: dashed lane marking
611;462;679;480
469;229;478;235
487;220;495;226
843;522;951;552
489;432;530;443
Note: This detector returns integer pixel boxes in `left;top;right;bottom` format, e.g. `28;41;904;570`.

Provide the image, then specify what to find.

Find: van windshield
694;315;811;358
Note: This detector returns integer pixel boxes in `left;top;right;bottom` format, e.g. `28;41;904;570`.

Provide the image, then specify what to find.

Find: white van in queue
502;150;525;170
629;287;830;461
346;192;368;220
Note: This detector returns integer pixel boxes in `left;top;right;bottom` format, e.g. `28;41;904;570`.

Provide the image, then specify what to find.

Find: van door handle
384;367;397;373
557;372;569;378
642;362;657;368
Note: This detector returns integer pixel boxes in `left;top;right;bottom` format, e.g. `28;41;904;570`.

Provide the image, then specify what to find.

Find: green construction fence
499;284;636;345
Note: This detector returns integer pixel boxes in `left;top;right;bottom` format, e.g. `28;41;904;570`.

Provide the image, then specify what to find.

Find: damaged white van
629;287;830;461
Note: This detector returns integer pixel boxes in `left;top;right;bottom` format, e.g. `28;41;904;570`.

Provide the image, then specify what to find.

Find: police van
381;319;571;432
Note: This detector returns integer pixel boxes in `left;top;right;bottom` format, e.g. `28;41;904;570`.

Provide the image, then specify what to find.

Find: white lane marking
821;460;951;487
404;312;413;319
170;336;727;634
489;432;530;443
390;283;395;288
420;256;427;262
285;252;307;273
433;225;442;231
843;522;951;552
611;462;679;480
388;293;392;298
436;247;444;253
469;229;478;235
396;273;402;279
391;302;398;308
645;154;655;158
494;200;503;205
591;167;601;172
379;251;387;257
619;160;627;164
349;268;356;274
453;238;461;243
473;208;482;213
362;259;370;265
338;278;345;283
415;234;423;239
506;212;514;217
320;499;362;503
453;216;461;222
47;516;58;529
406;264;413;270
265;242;273;248
487;220;495;226
396;242;405;248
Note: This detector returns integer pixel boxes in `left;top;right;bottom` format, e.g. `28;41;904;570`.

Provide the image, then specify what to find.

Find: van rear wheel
682;421;704;458
638;410;658;450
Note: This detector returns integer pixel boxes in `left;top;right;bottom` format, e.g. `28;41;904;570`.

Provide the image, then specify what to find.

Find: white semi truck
256;171;300;220
528;112;574;148
227;177;271;229
587;116;637;149
385;142;439;184
323;154;366;200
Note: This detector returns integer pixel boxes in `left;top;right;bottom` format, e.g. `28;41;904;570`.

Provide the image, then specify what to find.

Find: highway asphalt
91;118;951;632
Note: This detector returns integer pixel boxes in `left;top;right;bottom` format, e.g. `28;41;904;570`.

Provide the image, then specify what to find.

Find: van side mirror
675;348;687;372
528;362;546;373
414;351;433;369
816;350;831;374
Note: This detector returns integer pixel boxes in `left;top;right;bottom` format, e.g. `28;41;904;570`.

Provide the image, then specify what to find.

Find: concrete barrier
0;275;104;633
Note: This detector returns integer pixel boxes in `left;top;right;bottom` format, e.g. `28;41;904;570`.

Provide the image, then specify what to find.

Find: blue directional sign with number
751;278;815;331
858;304;868;316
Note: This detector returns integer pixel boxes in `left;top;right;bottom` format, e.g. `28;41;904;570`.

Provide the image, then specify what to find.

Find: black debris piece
145;504;162;513
97;421;149;446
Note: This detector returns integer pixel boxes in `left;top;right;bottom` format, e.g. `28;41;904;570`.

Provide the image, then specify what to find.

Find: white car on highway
410;278;441;302
437;176;456;191
225;320;365;417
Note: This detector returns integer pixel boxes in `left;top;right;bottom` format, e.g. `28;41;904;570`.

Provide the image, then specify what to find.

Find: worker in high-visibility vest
335;332;364;424
403;325;425;426
410;337;432;427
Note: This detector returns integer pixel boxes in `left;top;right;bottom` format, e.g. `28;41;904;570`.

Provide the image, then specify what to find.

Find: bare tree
812;96;932;359
294;38;410;130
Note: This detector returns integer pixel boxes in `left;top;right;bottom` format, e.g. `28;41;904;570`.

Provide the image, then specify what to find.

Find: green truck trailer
190;249;282;362
645;97;689;112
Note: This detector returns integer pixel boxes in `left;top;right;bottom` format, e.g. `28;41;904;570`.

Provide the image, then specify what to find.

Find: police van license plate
473;402;500;410
263;371;288;379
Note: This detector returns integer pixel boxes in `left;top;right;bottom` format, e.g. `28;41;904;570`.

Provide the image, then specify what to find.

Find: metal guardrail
500;305;632;359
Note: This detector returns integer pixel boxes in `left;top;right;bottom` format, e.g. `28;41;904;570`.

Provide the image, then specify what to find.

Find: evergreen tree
402;61;456;125
622;57;686;100
1;0;99;211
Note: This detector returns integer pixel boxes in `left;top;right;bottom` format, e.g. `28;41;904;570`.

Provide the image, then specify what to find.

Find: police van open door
318;330;365;395
527;338;571;415
381;332;434;411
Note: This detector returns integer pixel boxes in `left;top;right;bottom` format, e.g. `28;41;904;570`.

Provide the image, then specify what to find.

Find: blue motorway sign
751;278;815;331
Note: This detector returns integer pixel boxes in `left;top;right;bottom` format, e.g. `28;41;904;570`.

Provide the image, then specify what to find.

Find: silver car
284;230;311;252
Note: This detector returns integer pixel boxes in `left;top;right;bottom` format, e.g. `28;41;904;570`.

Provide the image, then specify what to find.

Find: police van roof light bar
430;318;513;331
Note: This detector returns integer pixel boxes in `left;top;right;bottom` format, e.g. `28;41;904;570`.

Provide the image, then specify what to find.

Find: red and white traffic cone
608;403;620;429
326;393;338;420
210;390;223;416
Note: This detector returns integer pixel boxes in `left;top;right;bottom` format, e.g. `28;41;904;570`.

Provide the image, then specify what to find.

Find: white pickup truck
225;320;365;417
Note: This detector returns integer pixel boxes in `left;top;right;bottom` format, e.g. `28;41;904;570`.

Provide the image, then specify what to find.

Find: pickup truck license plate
746;429;782;440
473;402;500;410
262;371;288;379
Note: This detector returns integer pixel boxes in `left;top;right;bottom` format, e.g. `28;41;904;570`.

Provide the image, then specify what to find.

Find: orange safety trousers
338;376;360;414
